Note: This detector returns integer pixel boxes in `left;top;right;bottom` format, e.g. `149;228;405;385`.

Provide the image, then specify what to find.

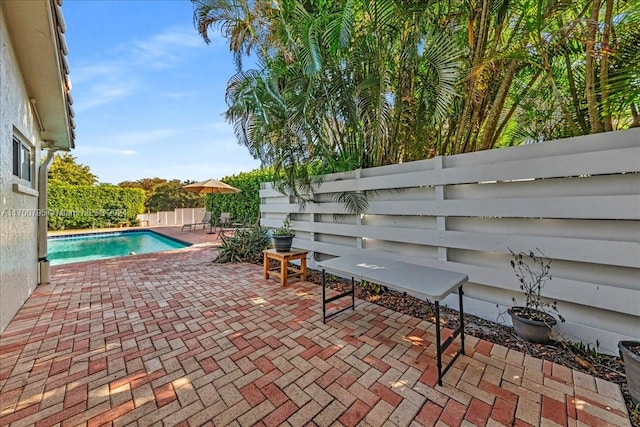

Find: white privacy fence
260;129;640;354
137;207;206;227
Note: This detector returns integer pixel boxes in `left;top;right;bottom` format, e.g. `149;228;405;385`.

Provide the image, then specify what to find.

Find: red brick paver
0;227;631;426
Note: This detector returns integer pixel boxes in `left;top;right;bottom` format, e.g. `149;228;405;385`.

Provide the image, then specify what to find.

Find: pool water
48;230;190;266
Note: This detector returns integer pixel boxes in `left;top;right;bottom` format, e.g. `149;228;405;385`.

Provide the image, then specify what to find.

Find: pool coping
48;228;192;246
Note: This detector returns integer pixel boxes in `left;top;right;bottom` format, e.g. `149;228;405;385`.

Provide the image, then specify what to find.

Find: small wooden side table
263;249;308;287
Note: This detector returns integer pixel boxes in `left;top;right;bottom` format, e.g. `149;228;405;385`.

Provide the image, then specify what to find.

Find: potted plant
619;340;640;405
271;217;294;252
507;249;564;344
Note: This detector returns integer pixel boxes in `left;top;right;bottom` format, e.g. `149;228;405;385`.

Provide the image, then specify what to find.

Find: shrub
207;168;277;226
213;226;271;264
48;183;145;230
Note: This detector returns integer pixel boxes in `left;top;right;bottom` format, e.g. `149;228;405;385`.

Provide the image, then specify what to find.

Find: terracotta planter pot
508;307;557;344
618;340;640;404
272;235;294;252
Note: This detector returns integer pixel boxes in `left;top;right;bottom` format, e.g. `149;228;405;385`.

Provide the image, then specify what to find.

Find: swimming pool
48;230;190;266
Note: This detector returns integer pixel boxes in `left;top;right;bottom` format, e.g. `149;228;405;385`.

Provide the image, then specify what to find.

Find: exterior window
13;136;32;182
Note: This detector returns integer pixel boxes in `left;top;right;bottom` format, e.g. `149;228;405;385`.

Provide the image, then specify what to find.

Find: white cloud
70;61;138;112
75;84;132;112
75;146;137;156
128;28;202;69
159;91;195;99
71;64;119;85
72;27;205;111
85;128;182;148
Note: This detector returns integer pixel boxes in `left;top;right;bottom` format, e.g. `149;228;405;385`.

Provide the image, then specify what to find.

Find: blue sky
63;0;260;185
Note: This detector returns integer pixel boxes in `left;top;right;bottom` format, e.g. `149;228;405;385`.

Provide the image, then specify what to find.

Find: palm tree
192;0;640;210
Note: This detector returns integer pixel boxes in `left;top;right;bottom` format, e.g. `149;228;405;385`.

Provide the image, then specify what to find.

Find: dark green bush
207;168;277;226
213;225;271;264
48;183;145;230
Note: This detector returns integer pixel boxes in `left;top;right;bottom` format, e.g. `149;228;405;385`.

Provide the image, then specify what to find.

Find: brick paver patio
0;227;631;426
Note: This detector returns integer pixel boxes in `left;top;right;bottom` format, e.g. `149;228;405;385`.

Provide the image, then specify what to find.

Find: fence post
435;156;448;262
355;169;363;250
311;192;318;250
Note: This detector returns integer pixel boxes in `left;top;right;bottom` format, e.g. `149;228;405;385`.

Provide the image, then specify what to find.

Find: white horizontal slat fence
260;129;640;354
137;207;205;227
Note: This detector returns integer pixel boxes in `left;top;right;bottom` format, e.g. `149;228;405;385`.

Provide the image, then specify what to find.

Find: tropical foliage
192;0;639;198
118;178;204;212
114;167;279;223
48;154;98;186
206;168;278;226
213;225;271;263
47;155;145;230
47;184;145;230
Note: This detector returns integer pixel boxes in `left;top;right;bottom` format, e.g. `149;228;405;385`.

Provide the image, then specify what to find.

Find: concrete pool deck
0;226;631;426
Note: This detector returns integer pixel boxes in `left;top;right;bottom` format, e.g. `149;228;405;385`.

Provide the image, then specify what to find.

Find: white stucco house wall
0;0;74;333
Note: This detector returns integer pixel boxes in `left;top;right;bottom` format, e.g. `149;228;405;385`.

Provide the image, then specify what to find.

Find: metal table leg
322;270;356;323
435;285;465;386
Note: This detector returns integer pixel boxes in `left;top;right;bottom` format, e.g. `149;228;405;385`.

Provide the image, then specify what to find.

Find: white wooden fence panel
444;129;639;165
261;129;640;354
262;195;638;219
448;217;638;242
293;237;638;319
278;219;637;267
279;218;633;266
365;196;638;218
450;174;639;199
313;146;639;193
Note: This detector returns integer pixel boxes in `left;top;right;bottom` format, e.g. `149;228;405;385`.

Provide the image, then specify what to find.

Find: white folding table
317;254;468;385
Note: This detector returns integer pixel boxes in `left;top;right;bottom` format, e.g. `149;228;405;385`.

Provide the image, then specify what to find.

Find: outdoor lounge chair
181;212;212;232
215;212;232;231
218;213;254;237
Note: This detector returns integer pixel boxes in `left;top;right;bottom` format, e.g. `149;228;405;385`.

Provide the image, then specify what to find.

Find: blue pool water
48;230;190;266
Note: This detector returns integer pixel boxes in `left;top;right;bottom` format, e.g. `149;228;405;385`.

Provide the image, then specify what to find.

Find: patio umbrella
183;179;241;233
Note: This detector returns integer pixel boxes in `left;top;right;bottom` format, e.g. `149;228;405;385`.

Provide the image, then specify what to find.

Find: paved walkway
0;227;631;426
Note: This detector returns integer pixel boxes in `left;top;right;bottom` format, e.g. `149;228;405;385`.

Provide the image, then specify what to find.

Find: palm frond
334;191;369;215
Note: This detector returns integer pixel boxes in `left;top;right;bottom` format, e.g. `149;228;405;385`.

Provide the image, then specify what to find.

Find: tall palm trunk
479;60;518;150
564;50;589;133
454;0;491;153
600;0;614;131
541;49;580;135
631;104;640;128
585;0;603;133
494;69;543;141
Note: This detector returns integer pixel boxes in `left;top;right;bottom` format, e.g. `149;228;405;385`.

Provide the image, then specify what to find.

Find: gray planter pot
618;340;640;404
272;235;294;252
508;307;557;344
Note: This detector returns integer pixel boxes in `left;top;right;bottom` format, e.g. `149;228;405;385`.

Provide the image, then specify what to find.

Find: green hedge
207;168;277;226
48;183;145;230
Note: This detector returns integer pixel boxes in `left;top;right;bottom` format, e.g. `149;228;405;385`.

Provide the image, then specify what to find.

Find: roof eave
2;0;75;150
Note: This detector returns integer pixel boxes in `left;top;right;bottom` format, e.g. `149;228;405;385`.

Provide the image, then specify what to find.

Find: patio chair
181;211;212;232
219;213;253;237
215;212;231;231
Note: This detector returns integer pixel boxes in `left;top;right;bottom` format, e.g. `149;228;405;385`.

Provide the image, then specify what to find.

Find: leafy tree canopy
147;180;204;212
118;177;167;194
48;153;98;186
118;178;204;212
193;0;640;211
